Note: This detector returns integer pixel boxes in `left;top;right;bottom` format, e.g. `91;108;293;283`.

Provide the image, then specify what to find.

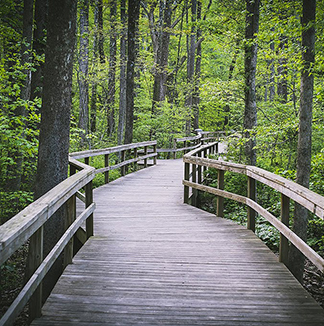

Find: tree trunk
29;0;77;301
30;0;48;100
185;0;197;135
5;0;34;193
117;0;127;145
78;0;89;147
151;0;172;110
243;0;260;166
193;0;202;130
107;0;117;138
288;0;316;283
124;0;140;144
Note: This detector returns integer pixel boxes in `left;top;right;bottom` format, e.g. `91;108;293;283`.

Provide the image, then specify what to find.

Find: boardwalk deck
32;159;324;326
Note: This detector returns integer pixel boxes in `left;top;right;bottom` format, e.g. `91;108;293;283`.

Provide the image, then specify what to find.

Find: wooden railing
183;142;324;274
0;141;157;326
157;131;224;158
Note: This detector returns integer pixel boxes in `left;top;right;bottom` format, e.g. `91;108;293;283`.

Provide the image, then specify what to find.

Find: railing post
279;194;290;265
105;154;109;183
134;147;138;170
217;170;224;217
153;144;157;165
192;162;197;206
247;176;256;232
85;180;93;238
144;146;148;168
197;151;202;184
64;194;76;267
121;150;126;176
184;162;190;204
173;139;176;159
203;148;208;174
28;227;43;322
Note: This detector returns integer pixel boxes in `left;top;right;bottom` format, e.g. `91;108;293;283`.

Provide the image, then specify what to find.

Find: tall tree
117;0;127;145
124;0;140;144
28;0;77;301
5;0;34;193
78;0;90;146
288;0;316;283
243;0;260;166
107;0;117;138
30;0;48;100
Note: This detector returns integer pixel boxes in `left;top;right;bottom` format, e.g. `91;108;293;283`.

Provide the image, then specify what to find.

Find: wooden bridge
1;133;324;325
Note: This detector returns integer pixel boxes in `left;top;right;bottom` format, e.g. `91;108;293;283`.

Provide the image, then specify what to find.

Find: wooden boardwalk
32;159;324;325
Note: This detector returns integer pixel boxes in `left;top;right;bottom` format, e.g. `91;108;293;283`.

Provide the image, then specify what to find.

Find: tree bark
243;0;260;166
288;0;316;283
117;0;127;145
78;0;89;146
107;0;117;138
124;0;140;144
30;0;77;301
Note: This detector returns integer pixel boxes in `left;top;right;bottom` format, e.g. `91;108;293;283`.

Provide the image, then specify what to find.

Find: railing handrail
183;142;324;273
70;140;157;159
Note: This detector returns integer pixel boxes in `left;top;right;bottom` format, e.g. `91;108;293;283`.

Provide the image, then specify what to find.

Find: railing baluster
144;146;148;168
105;154;109;183
28;227;43;321
217;170;224;217
85;181;93;238
247;176;256;232
64;194;76;267
279;194;290;265
184;162;190;204
192;162;197;206
121;150;126;176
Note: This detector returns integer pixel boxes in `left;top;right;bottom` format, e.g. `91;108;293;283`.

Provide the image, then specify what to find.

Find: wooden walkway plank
32;159;324;325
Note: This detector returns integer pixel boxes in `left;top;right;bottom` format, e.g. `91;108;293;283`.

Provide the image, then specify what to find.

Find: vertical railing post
279;194;290;265
192;161;197;206
173;139;177;159
28;226;43;322
85;180;93;238
144;146;148;168
104;154;109;184
184;162;190;204
121;150;126;176
153;143;157;165
247;176;256;232
197;151;202;184
203;148;208;174
134;147;138;170
64;194;76;267
217;169;224;217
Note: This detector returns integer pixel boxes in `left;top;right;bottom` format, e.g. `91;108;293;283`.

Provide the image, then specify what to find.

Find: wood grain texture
32;160;324;326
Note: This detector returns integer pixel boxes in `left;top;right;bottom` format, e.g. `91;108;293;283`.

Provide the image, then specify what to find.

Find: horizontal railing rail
183;142;324;274
0;141;157;326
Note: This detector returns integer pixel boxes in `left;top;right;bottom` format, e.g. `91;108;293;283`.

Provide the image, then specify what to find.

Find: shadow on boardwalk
32;160;324;325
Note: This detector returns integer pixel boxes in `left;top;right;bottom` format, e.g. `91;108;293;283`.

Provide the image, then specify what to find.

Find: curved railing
157;131;225;158
183;142;324;273
0;140;157;326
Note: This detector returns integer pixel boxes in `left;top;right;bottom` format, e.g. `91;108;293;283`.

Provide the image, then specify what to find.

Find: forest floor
0;246;323;326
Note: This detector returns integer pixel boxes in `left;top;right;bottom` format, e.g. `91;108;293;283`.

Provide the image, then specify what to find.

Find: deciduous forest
1;0;324;322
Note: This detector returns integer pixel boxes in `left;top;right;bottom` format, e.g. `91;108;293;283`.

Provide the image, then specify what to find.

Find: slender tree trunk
277;36;288;103
30;0;48;100
193;0;201;130
185;0;197;135
107;0;117;138
117;0;127;145
243;0;260;166
29;0;77;301
6;0;34;193
288;0;316;283
78;0;89;146
124;0;140;144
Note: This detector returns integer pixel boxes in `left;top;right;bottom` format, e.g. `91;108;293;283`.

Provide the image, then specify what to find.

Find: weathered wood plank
32;160;324;326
